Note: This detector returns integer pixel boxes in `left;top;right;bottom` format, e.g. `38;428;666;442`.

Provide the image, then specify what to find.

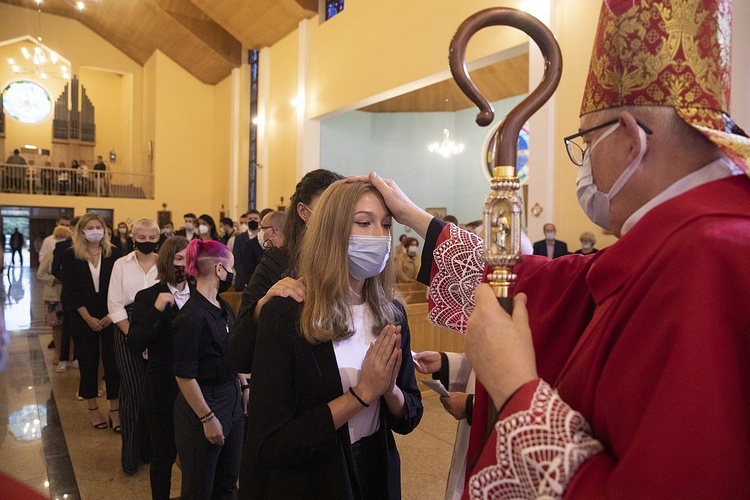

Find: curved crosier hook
449;8;562;170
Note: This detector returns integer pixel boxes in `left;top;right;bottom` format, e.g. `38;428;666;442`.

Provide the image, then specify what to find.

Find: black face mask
173;265;186;284
134;240;159;255
218;265;234;293
247;220;259;231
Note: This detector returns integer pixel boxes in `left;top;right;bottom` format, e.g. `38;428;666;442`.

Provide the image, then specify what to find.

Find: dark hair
259;208;274;220
283;169;344;271
184;213;197;219
13;149;20;154
246;209;260;216
157;236;189;284
198;214;220;240
220;217;233;227
443;214;459;225
404;237;419;248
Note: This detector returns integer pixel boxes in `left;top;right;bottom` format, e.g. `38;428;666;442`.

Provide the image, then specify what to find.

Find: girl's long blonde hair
72;213;113;260
299;180;402;344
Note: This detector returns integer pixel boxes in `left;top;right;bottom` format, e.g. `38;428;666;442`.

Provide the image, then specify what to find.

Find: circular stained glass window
3;81;52;124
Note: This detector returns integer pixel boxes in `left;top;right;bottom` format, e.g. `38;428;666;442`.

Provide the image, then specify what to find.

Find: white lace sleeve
468;381;603;499
427;224;485;333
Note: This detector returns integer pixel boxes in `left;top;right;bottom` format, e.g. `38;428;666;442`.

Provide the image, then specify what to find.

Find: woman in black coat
128;236;190;500
229;168;342;374
242;181;423;499
61;212;122;430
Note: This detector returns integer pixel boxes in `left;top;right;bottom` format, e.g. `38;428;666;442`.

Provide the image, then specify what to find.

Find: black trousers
10;248;22;264
174;380;244;500
113;327;151;474
71;319;119;400
143;374;179;500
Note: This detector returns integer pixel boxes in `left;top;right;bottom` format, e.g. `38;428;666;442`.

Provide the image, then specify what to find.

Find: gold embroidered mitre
581;0;749;172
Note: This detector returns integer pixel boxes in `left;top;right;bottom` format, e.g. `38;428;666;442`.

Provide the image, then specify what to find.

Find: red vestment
425;176;750;498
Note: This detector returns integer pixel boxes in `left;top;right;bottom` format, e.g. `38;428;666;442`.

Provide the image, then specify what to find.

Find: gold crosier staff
448;8;563;434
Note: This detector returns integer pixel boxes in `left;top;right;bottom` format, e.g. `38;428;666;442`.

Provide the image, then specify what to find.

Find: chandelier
5;1;73;82
428;128;465;158
428;99;465;158
7;38;70;81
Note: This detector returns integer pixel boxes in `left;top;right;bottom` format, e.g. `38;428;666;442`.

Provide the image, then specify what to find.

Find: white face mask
118;227;127;234
348;235;391;281
198;224;209;235
407;245;418;254
185;221;194;230
576;123;648;231
581;242;592;250
257;228;267;248
83;228;105;243
239;223;248;233
545;232;555;241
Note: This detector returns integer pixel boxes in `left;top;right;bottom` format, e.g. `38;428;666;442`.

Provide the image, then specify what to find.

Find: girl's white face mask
348;235;391;280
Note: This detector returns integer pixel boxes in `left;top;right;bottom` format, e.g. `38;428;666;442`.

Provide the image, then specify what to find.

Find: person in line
39;216;72;265
574;231;599;255
107;218;161;475
242;180;423;498
111;221;134;255
172;239;245;499
219;217;235;248
256;210;286;251
356;1;750;494
10;228;24;266
395;237;420;283
159;221;174;247
61;213;121;430
128;236;190;500
175;213;200;241
231;210;262;291
52;216;80;371
37;226;74;366
197;214;221;242
531;222;568;258
228;169;343;374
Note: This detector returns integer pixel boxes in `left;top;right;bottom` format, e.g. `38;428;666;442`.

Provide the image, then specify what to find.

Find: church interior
1;0;749;498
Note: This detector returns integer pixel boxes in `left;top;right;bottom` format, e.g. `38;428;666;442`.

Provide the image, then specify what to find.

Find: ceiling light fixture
5;4;71;81
8;37;70;81
428;99;465;158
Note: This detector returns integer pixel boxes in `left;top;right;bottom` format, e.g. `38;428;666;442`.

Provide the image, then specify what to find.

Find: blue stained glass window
325;0;344;20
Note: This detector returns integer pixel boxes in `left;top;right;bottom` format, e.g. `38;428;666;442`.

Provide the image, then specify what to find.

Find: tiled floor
0;261;459;499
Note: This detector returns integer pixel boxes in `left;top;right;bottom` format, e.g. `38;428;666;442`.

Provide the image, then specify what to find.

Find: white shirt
107;251;159;323
89;253;102;293
333;304;381;444
168;282;191;309
621;157;743;235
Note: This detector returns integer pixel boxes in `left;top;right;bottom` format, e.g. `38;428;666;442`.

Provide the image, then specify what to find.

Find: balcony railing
0;164;154;199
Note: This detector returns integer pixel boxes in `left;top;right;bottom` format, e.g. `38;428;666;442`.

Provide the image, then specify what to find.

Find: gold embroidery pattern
580;0;748;173
581;0;729;114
